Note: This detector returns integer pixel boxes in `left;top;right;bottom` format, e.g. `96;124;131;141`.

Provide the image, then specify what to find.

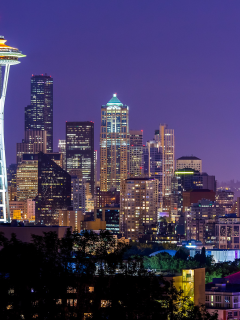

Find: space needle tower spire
0;36;26;222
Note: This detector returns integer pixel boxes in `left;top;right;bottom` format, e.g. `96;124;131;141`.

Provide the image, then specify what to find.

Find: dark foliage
0;231;218;320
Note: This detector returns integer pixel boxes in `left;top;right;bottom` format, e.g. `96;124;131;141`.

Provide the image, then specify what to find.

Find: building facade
58;139;66;170
120;177;158;240
129;130;143;177
100;94;129;192
176;156;202;173
17;130;47;164
66;121;94;196
25;74;53;152
35;152;71;225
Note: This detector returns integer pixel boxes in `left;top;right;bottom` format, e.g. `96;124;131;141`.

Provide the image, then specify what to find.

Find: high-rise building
69;169;86;213
25;74;53;152
94;150;97;188
100;94;129;192
155;124;175;198
16;130;47;164
35;152;71;225
16;156;38;201
0;36;25;222
176;156;202;173
120;177;158;240
129;130;143;177
142;140;162;206
66;121;94;196
216;189;234;214
58;140;66;170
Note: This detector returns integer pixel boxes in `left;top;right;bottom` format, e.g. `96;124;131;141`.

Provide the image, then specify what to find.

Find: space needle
0;36;26;222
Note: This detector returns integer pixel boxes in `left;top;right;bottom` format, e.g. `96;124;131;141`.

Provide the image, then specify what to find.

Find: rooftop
177;156;201;160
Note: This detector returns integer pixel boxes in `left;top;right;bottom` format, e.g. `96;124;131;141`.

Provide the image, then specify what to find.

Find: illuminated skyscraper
0;36;25;222
66;122;94;196
25;74;53;152
155;124;175;199
100;94;129;192
129;130;143;177
120;177;158;240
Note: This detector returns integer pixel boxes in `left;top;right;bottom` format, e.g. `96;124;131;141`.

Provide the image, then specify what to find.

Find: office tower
100;94;129;192
16;130;47;164
35;152;71;225
66;121;94;196
176;156;202;173
58;140;66;170
155;124;175;199
142;140;162;206
69;169;85;213
120;177;158;240
0;36;25;222
16;156;38;201
129;130;143;177
25;74;53;152
171;168;216;221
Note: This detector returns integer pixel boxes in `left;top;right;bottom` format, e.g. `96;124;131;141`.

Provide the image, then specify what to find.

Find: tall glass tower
100;94;129;192
25;74;53;152
0;35;25;222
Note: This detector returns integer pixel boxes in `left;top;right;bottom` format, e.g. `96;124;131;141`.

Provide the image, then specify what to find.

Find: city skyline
1;1;240;182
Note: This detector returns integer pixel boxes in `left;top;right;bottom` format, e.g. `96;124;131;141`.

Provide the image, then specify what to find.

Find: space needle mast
0;36;26;222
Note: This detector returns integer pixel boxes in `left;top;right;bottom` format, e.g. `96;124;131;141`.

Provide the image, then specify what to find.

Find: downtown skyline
1;1;240;182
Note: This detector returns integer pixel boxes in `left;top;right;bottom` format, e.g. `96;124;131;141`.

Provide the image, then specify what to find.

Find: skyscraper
120;177;158;240
0;36;26;222
35;152;71;225
66;122;94;196
25;74;53;152
129;130;143;177
155;124;175;208
100;94;129;192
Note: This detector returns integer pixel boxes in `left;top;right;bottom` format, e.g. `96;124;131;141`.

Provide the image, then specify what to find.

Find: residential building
95;186;120;208
129;130;143;177
25;74;53;152
100;94;129;192
66;121;94;196
59;209;84;233
215;216;240;249
176;156;202;173
165;268;205;306
120;177;158;240
206;274;240;320
185;199;225;243
216;189;234;214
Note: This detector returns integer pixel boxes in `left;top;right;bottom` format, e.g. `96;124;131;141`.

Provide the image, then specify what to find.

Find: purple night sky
1;1;240;182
